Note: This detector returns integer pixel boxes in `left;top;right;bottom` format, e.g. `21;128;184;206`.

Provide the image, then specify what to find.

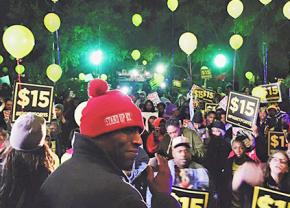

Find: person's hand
252;124;259;138
147;153;172;194
232;162;264;191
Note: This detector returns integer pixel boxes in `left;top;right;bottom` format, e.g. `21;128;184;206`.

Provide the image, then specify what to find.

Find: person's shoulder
189;161;206;170
182;127;196;137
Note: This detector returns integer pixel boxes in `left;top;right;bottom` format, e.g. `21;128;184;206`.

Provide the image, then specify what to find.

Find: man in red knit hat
35;79;180;208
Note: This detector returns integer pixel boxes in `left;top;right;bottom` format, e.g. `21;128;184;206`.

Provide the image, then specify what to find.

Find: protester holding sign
224;139;254;208
264;151;290;193
257;106;268;137
168;136;209;191
232;151;289;204
204;120;231;207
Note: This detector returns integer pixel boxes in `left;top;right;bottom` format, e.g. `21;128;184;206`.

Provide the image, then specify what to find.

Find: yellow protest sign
171;186;209;208
252;186;290;208
268;131;288;156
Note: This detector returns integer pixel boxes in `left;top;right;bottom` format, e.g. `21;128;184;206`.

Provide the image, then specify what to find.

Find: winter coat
264;173;290;194
168;160;209;190
0;166;49;208
34;133;179;208
158;127;205;162
223;155;254;208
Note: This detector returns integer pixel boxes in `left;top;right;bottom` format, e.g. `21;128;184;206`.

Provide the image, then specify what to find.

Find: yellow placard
252;186;290;208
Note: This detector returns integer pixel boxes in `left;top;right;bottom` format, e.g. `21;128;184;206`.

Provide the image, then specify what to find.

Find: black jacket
264;173;290;194
35;133;179;208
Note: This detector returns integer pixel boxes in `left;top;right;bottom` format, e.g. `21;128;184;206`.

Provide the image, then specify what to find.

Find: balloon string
16;59;21;84
16;59;23;111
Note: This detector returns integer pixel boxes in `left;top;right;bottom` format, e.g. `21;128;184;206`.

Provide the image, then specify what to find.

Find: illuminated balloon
100;74;107;81
229;34;243;50
132;14;142;27
142;60;147;65
79;73;86;80
179;32;198;55
227;0;244;19
15;65;25;74
0;55;3;64
245;71;254;80
167;0;179;12
283;1;290;20
200;66;209;70
2;67;8;73
131;50;141;61
252;86;267;100
153;73;165;84
2;25;35;59
259;0;272;5
173;80;182;88
74;101;88;126
46;64;62;82
44;13;61;33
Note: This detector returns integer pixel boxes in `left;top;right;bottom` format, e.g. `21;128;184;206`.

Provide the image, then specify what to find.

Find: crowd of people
0;79;288;208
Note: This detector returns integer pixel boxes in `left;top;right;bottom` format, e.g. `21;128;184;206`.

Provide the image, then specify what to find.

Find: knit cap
10;113;46;151
80;79;144;137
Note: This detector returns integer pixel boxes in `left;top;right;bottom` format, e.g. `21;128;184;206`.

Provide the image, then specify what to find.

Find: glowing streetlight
214;54;227;68
90;50;103;66
155;63;166;74
160;82;166;89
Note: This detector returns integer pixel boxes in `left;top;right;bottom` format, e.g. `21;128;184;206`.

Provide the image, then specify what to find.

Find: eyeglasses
271;157;288;165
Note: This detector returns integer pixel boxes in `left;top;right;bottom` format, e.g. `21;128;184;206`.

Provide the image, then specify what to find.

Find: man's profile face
104;127;142;171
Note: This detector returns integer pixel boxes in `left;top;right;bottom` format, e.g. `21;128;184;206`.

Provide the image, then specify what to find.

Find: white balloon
74;101;88;126
179;32;198;55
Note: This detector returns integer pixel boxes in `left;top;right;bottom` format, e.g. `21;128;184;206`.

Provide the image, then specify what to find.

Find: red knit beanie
80;79;144;137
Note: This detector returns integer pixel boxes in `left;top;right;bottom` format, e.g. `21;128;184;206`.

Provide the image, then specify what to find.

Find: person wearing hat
168;136;209;190
36;79;179;208
158;118;205;162
146;136;209;207
204;120;231;207
0;113;55;208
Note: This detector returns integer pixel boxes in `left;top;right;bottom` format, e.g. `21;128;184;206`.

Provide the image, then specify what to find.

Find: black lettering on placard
200;69;212;79
171;186;209;208
226;92;260;130
205;103;218;112
12;82;54;122
192;87;215;103
267;131;288;156
260;83;282;103
251;186;290;208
